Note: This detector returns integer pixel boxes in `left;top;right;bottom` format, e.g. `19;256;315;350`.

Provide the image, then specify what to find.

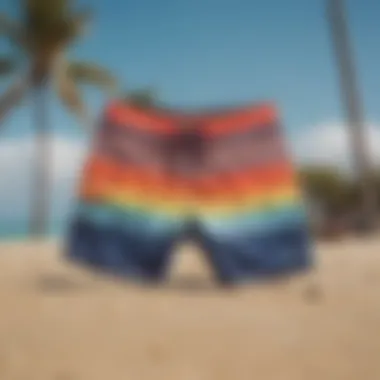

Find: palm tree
0;0;116;238
326;0;378;230
124;87;159;109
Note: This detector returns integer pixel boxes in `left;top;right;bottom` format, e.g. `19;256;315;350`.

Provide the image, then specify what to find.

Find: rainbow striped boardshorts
66;102;312;284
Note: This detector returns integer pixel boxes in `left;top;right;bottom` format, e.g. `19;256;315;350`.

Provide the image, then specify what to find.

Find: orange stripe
79;157;298;203
80;179;297;202
80;155;296;189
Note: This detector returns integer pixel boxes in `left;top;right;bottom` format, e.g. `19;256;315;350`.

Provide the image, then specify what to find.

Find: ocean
0;220;67;241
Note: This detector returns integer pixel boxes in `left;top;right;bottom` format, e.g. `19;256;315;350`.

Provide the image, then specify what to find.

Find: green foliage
23;0;90;50
299;166;380;217
299;166;358;215
123;88;158;109
0;57;18;76
67;61;116;92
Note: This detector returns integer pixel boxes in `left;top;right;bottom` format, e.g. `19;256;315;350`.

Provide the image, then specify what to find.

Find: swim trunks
66;102;312;284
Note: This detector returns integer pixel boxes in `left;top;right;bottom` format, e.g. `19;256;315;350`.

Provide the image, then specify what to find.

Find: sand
0;237;380;380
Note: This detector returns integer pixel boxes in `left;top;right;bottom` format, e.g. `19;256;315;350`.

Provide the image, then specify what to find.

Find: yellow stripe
198;188;301;218
89;186;301;218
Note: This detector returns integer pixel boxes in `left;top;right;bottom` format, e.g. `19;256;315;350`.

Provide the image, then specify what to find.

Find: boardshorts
66;102;312;284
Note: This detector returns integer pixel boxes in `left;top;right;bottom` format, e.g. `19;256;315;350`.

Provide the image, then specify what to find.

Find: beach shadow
34;270;313;296
162;276;219;293
43;270;225;292
35;273;221;295
302;282;324;303
34;273;95;293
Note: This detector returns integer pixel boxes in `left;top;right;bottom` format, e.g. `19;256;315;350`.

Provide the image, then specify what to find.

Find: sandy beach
0;237;380;380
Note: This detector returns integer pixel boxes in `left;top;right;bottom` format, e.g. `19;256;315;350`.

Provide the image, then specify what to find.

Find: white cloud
0;135;88;221
291;121;380;169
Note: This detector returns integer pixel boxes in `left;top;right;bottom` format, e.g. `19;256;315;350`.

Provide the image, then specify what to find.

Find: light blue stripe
75;202;184;235
72;201;308;238
201;204;308;237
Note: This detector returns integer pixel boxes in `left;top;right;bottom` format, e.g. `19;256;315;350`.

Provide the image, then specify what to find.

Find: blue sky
1;0;380;232
1;0;380;137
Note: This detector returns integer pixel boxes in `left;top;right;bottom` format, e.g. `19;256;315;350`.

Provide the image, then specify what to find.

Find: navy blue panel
66;218;177;281
66;218;313;285
197;224;313;284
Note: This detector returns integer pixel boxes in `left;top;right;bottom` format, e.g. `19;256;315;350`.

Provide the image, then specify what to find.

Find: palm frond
0;13;25;46
24;1;90;50
124;88;158;109
0;78;29;126
24;0;70;26
69;8;92;39
0;57;19;77
67;61;116;93
55;66;89;128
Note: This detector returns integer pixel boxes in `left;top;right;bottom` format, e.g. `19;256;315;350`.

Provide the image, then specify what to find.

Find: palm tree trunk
327;0;378;230
29;83;51;238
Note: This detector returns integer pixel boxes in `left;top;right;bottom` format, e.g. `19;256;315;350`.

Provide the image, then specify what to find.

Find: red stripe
104;101;278;136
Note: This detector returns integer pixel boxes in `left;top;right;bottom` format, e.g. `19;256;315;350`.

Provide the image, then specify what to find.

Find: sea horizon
0;219;68;241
